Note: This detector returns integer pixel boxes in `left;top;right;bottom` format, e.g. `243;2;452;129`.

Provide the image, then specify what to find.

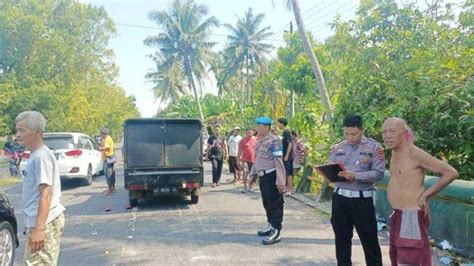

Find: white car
20;133;104;185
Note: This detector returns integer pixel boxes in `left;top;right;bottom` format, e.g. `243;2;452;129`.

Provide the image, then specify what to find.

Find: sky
79;0;464;118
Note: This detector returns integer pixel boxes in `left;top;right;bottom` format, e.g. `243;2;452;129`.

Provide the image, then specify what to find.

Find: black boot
262;228;281;245
257;224;273;237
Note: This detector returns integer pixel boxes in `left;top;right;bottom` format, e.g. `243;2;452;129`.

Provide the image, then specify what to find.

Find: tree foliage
159;0;472;180
0;0;139;139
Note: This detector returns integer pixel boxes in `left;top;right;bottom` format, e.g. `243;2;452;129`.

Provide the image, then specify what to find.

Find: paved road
5;159;393;265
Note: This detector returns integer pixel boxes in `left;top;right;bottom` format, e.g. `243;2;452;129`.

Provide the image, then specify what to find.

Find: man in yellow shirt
100;128;116;195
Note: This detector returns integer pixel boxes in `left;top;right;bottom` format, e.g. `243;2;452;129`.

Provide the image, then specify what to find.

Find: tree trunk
184;58;205;123
240;69;245;113
290;0;333;120
246;58;252;105
290;0;334;201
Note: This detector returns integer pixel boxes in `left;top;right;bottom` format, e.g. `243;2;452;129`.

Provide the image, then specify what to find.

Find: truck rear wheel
129;190;138;207
190;190;199;204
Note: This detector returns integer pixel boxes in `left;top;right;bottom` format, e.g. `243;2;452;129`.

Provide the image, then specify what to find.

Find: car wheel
0;221;16;266
129;190;139;207
83;164;93;186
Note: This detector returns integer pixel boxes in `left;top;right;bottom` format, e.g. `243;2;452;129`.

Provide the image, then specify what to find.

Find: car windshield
44;137;77;150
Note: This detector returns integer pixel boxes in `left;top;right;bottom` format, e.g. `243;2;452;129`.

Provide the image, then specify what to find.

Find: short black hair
277;118;288;127
291;130;299;137
343;115;363;129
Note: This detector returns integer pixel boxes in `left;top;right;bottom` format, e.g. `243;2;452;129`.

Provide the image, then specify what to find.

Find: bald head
382;117;414;150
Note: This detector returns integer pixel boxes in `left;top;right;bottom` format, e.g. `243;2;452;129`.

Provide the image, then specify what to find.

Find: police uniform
248;117;286;245
329;137;385;266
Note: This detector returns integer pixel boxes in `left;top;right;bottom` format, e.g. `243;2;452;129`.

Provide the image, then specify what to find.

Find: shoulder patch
271;139;283;157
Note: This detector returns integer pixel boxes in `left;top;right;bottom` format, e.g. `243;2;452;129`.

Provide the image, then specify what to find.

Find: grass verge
0;176;22;187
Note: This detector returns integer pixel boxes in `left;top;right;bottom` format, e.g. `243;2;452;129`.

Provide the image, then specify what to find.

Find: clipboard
314;163;348;183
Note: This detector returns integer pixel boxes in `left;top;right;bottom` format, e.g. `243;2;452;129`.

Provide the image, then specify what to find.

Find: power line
269;1;327;42
115;22;287;43
311;4;358;39
309;2;358;31
305;1;353;29
302;1;341;23
271;0;347;41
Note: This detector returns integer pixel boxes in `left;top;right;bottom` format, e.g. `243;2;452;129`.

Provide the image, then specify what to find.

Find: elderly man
382;117;458;266
15;111;65;265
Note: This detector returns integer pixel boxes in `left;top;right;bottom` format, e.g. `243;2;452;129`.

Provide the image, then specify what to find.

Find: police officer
248;117;287;245
329;115;385;266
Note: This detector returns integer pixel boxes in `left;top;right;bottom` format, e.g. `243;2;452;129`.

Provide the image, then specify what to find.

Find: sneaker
241;188;247;193
262;228;281;245
257;224;273;237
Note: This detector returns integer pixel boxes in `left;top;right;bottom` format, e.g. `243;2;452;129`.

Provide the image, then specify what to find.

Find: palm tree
145;53;187;114
144;0;219;122
223;8;273;106
273;0;334;201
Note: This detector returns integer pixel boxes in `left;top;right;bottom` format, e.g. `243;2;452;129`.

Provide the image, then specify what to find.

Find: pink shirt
239;136;257;163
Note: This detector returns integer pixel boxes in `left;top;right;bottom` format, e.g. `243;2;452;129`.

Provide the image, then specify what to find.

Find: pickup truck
123;119;204;206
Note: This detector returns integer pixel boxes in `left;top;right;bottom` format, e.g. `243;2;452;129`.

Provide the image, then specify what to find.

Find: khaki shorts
25;213;65;266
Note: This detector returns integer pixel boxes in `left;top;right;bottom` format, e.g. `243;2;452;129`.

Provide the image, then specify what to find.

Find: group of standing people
327;114;458;266
213;114;458;266
206;117;308;246
10;110;459;265
206;118;308;196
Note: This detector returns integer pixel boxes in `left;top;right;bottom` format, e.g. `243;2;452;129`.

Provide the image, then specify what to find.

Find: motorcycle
2;145;23;177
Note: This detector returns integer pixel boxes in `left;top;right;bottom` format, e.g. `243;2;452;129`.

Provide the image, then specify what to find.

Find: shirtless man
382;117;458;266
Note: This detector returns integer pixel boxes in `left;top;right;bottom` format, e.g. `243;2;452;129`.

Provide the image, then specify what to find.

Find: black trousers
211;158;224;184
331;193;382;266
105;162;116;188
259;172;284;231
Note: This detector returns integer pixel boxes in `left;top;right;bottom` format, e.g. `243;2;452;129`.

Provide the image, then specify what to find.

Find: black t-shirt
207;135;225;160
282;129;294;161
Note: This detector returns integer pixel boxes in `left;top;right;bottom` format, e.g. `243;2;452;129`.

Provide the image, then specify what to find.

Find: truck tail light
129;185;145;191
183;182;200;189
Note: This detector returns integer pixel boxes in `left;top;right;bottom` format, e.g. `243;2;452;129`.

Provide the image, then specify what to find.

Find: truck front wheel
190;189;199;204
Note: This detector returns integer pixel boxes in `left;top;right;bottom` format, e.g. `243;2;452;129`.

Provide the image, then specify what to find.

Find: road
5;157;393;265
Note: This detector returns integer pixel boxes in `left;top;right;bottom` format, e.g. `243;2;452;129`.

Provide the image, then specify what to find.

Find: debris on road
440;240;453;251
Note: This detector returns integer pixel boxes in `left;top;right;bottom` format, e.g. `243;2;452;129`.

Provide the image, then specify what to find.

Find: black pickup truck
123;119;204;206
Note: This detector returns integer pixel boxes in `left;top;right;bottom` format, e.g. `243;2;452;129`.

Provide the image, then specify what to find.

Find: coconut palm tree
144;0;219;122
145;53;187;113
222;8;273;106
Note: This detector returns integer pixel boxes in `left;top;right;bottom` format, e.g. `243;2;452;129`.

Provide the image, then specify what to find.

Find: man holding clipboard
324;115;386;266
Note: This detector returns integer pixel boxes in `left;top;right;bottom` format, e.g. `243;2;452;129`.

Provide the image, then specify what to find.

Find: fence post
295;164;313;193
